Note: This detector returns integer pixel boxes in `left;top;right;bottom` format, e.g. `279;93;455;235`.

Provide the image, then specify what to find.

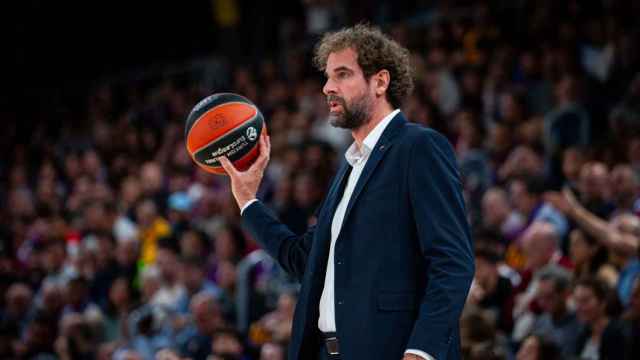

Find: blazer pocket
377;291;417;311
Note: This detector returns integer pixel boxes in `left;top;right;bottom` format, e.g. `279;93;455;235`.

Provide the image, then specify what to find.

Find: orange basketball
185;93;265;175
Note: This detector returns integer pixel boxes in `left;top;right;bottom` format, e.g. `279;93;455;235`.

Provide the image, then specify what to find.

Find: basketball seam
186;101;257;148
190;112;261;163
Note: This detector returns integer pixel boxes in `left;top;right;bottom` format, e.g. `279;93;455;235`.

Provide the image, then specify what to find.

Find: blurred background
2;0;640;359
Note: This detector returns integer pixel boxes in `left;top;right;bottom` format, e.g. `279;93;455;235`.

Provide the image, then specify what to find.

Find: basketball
185;93;265;175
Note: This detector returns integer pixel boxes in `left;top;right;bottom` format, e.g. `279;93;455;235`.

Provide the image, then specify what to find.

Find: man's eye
338;72;348;79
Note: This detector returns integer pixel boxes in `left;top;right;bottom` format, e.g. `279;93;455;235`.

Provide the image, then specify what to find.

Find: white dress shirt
242;109;433;359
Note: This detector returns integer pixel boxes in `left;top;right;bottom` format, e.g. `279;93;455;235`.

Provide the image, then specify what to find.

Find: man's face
509;181;533;215
481;190;509;227
322;48;374;129
611;166;637;203
536;279;564;315
192;301;221;335
579;163;609;201
573;285;603;324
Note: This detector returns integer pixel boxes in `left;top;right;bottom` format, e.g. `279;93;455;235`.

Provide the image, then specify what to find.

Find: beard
327;92;373;130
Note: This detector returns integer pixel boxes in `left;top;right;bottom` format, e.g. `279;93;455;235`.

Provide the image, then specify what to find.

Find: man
511;223;572;343
220;24;474;359
177;292;226;360
610;164;640;216
480;187;524;243
508;176;568;239
530;265;581;358
576;162;616;219
546;188;640;306
466;244;513;333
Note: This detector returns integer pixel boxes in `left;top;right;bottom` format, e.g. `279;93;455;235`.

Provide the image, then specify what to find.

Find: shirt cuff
405;349;435;360
240;199;259;215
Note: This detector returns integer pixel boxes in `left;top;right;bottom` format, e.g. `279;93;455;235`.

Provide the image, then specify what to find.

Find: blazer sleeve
241;201;315;280
406;129;475;359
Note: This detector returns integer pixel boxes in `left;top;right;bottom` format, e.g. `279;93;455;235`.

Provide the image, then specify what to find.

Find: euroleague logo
246;127;258;141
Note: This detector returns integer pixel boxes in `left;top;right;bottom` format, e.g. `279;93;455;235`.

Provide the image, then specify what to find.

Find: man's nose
323;78;337;96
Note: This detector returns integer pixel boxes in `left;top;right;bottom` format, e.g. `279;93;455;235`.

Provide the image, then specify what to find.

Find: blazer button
337;300;343;305
337;261;342;265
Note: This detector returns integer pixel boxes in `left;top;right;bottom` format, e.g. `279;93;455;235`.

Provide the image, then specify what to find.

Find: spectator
55;312;97;360
103;276;138;342
259;341;285;360
126;304;175;360
530;265;581;357
515;334;561;360
610;164;640;216
573;277;627;359
210;328;248;360
151;238;185;311
569;228;610;282
177;292;226;360
481;187;525;243
178;229;209;259
167;192;194;237
498;146;545;182
114;238;141;281
543;74;591;186
15;311;58;359
62;276;103;321
176;256;227;317
136;198;171;266
561;146;587;191
610;73;640;142
467;244;513;333
508;176;568;240
1;282;33;335
547;188;640;306
511;222;572;343
577;162;616;219
460;309;509;360
249;291;296;345
139;265;162;304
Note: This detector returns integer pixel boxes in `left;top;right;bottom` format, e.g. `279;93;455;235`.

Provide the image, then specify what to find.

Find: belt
320;331;340;355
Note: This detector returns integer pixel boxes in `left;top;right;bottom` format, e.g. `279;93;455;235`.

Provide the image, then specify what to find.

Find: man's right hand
219;131;271;210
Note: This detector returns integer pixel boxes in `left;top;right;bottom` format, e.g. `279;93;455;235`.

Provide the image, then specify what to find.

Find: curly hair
313;24;414;109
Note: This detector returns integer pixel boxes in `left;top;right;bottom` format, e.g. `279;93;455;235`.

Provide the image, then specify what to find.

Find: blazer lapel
342;112;406;224
312;160;352;262
324;160;352;215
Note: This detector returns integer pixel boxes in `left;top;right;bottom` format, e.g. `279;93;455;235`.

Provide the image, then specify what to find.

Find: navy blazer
242;112;474;359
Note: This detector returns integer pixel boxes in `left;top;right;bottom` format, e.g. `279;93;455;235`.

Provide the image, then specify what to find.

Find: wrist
238;198;251;209
240;199;258;215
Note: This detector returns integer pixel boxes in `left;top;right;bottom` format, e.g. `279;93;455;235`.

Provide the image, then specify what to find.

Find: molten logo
246;127;258;141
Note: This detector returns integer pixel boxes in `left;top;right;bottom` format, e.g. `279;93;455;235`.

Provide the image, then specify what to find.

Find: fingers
250;132;271;171
218;156;239;178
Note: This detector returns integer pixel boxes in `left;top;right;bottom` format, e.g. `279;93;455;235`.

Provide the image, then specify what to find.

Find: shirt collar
344;109;400;166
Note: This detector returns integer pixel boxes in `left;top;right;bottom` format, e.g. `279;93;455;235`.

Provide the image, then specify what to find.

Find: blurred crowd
3;0;640;359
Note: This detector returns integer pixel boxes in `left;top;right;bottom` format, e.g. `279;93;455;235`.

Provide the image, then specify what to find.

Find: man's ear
374;70;390;97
